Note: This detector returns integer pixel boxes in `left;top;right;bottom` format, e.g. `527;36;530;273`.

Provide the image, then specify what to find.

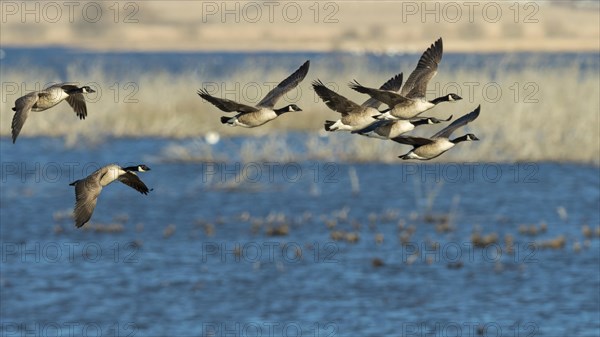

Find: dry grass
1;57;598;164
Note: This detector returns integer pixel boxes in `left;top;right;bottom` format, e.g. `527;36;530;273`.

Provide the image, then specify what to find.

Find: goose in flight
393;105;480;160
349;38;461;120
351;115;453;139
11;83;95;143
314;73;403;132
69;164;151;228
198;60;310;127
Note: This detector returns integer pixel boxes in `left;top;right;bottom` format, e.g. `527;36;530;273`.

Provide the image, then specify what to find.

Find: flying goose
11;83;95;143
393;105;480;160
314;73;403;132
349;38;461;120
69;164;151;228
351;115;453;139
198;60;310;128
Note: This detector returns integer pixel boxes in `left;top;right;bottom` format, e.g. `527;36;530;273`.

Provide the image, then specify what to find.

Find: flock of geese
9;37;481;228
198;37;480;160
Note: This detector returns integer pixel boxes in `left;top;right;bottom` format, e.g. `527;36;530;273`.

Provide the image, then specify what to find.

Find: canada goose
314;73;403;132
349;38;462;120
393;105;480;160
10;83;95;143
69;164;151;228
198;60;310;127
351;115;452;139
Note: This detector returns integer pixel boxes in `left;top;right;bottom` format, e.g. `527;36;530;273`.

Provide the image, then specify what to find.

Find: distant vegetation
2;56;598;164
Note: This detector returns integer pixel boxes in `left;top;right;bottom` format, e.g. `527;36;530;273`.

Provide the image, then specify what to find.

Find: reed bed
1;57;598;163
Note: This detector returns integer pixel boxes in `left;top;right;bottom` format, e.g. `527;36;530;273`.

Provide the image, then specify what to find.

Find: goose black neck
413;118;430;126
274;106;292;115
430;95;450;105
123;165;139;172
451;135;471;144
65;87;84;95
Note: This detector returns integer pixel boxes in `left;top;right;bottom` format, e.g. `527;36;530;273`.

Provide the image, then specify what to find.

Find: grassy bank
1;57;598;164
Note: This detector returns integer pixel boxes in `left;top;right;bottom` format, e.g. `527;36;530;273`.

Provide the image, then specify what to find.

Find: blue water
1;137;599;336
1;48;599;336
1;47;598;79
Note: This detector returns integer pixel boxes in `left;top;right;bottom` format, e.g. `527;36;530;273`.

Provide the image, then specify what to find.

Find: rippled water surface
1;138;599;337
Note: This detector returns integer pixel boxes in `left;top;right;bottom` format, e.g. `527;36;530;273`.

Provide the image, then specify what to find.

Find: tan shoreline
1;1;598;53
